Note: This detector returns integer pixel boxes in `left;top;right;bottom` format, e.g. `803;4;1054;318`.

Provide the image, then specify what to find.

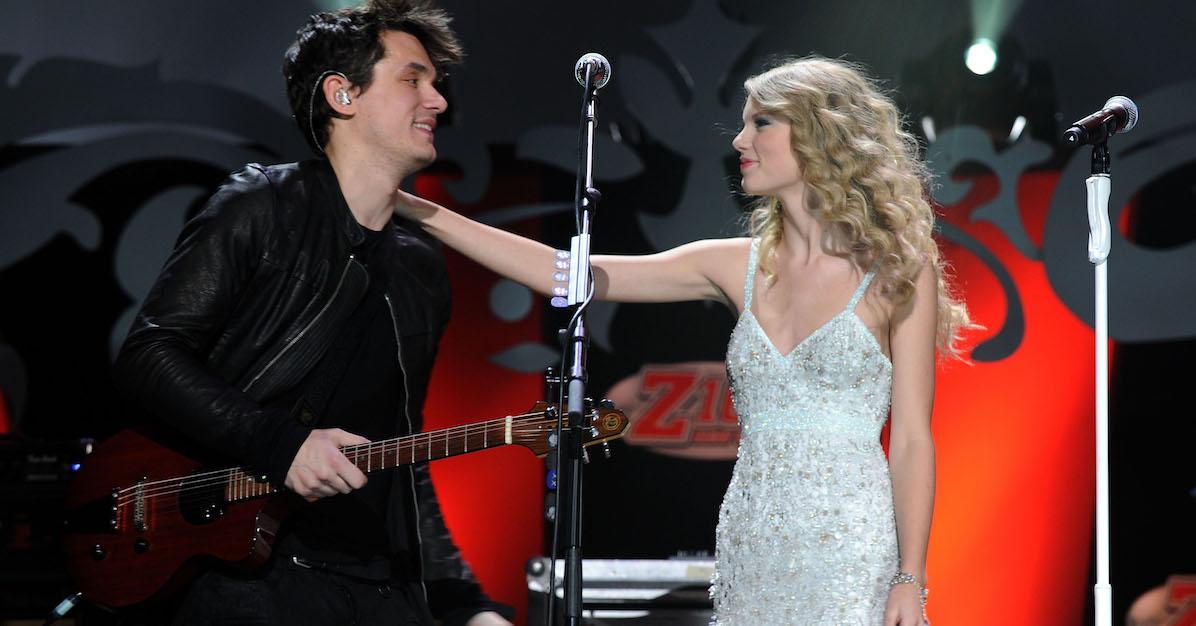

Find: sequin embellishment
710;239;897;625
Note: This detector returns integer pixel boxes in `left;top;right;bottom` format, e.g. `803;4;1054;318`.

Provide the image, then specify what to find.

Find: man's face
348;30;447;171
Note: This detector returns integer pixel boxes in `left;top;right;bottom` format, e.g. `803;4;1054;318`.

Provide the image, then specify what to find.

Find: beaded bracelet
550;250;571;307
889;571;929;607
889;571;917;587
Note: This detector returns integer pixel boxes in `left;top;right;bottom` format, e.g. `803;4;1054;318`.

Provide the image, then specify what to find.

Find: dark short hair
282;0;464;154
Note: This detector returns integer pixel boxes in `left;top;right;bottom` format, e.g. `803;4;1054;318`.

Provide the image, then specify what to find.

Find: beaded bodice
726;239;892;441
711;238;899;625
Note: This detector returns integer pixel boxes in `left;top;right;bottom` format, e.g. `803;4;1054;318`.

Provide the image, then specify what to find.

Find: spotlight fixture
966;38;998;75
900;30;1060;152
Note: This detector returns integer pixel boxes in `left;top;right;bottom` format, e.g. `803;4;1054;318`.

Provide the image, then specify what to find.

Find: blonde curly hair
743;56;972;358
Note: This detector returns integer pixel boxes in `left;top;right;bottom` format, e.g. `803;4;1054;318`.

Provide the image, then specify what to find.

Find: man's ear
323;74;355;115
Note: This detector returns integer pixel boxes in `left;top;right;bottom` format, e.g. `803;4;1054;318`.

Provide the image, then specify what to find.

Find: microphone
574;53;611;90
1063;96;1139;146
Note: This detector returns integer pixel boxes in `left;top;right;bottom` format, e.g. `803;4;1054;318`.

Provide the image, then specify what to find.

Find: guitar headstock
514;400;629;457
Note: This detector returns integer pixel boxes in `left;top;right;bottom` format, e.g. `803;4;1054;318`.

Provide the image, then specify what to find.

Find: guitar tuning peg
589;426;599;438
598;398;615;410
581;447;590;464
602;442;611;459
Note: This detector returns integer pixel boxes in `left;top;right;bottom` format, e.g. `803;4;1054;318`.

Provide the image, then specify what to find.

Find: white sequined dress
711;239;898;625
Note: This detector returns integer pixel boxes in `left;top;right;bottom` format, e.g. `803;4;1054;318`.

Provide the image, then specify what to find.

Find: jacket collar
305;158;367;247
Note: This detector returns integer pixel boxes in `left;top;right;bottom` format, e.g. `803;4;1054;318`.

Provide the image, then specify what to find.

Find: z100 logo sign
1162;576;1196;626
606;361;739;461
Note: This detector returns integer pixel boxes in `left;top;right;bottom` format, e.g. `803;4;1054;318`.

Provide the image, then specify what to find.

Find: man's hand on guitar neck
284;428;370;500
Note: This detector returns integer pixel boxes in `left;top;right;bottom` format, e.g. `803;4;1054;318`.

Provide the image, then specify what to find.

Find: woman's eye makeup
738;115;771;132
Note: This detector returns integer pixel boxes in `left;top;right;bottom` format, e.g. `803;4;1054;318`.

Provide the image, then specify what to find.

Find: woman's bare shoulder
686;236;753;309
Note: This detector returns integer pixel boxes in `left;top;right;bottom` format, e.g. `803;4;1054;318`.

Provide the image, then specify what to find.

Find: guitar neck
223;414;531;503
342;414;520;474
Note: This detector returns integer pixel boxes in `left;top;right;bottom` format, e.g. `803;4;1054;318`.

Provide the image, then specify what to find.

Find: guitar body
61;403;628;612
62;429;293;610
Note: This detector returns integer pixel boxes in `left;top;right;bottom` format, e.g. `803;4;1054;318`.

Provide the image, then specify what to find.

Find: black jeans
171;556;434;626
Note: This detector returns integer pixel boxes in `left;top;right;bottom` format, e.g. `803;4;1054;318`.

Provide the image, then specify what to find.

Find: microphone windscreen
1105;95;1139;132
574;53;612;89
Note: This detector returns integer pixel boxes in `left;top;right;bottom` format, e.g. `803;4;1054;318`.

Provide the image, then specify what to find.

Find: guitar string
111;412;562;505
114;414;549;504
112;409;616;518
112;423;562;520
115;421;568;520
112;413;544;500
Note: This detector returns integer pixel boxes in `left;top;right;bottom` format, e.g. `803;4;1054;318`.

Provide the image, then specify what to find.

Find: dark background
1;1;1193;623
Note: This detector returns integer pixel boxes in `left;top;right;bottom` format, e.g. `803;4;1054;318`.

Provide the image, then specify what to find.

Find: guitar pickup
132;479;148;532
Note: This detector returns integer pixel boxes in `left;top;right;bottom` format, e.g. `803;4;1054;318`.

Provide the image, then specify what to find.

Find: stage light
921;116;938;143
1007;115;1027;142
900;30;1060;151
966;38;998;75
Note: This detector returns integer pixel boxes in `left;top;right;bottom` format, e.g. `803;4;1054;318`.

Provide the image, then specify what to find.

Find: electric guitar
62;401;627;610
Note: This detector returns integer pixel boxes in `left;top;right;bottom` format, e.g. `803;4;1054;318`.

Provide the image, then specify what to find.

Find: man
113;1;512;624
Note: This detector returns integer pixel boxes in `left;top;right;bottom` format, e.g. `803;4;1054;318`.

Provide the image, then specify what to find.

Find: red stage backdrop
418;169;1100;625
418;176;549;622
927;171;1098;624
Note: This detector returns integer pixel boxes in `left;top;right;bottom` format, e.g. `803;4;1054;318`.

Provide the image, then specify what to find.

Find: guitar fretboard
220;413;542;503
113;410;564;512
342;414;520;473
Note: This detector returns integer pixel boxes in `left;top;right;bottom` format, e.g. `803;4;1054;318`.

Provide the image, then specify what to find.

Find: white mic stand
1086;142;1112;626
1065;94;1137;626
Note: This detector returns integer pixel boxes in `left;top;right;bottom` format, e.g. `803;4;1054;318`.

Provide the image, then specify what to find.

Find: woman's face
732;100;802;197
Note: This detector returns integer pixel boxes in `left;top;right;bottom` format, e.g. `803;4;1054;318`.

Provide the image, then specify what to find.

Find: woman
396;57;969;625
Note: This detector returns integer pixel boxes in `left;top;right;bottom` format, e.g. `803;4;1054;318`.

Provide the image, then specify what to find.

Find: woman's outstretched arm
396;190;749;307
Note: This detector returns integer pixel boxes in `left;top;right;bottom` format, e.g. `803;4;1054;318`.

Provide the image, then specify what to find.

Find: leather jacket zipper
384;291;429;605
242;254;359;394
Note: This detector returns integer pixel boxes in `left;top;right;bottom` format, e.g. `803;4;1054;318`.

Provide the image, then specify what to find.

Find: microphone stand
561;61;602;626
1086;141;1112;626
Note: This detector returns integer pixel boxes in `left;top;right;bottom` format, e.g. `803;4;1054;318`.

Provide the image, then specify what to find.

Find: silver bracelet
550;250;571;306
890;571;929;606
889;571;917;587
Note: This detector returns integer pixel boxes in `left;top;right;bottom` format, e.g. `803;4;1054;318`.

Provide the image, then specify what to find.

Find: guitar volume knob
91;544;105;561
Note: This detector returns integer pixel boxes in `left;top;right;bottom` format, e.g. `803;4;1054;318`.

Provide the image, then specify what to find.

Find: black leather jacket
114;159;498;624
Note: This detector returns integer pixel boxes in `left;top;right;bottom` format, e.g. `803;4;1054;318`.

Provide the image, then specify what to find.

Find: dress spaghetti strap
847;268;877;311
743;238;760;311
